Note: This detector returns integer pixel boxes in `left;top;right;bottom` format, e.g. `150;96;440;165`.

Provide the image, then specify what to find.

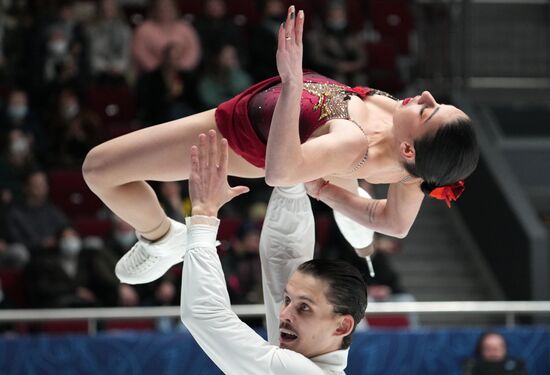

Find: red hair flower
429;181;465;208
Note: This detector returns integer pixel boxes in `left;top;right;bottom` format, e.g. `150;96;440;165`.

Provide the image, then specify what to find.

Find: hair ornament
429;180;465;208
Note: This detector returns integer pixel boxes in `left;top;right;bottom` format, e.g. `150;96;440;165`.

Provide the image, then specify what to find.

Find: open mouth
280;328;298;344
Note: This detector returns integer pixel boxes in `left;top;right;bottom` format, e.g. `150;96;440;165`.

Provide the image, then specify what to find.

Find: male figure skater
180;130;368;374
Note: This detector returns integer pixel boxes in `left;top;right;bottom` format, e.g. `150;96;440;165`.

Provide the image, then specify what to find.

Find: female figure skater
82;6;479;285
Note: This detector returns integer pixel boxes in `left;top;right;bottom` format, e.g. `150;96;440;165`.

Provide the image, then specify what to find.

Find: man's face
278;271;347;358
481;334;507;362
26;172;49;203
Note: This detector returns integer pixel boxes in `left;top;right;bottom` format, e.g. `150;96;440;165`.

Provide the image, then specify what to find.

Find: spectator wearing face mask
105;214;178;308
24;227;98;308
1;89;47;159
87;0;132;84
28;0;89;99
68;235;139;308
0;129;38;203
306;0;367;86
249;0;286;81
48;87;103;167
101;215;140;307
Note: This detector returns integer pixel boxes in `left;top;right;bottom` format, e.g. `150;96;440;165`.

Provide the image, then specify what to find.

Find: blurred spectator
0;5;16;82
48;87;103;167
0;280;8;308
105;214;179;308
0;201;29;270
87;0;132;85
319;221;417;327
1;88;47;158
24;227;98;308
249;0;285;81
158;181;187;222
103;215;141;307
0;7;8;77
221;221;262;305
464;332;528;375
76;235;139;307
136;43;195;125
307;0;367;86
0;129;38;203
194;0;247;65
0;0;34;86
37;0;89;91
7;170;70;253
366;233;407;301
365;234;418;327
198;44;252;109
132;0;201;74
106;214;138;259
0;278;17;332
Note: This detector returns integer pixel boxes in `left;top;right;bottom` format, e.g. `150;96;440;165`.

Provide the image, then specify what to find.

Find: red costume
215;71;392;168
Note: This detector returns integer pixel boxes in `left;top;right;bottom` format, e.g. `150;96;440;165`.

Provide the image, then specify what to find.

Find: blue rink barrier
0;327;548;374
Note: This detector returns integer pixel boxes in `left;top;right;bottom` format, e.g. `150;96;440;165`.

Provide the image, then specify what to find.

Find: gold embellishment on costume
303;82;352;121
368;88;398;101
300;81;400;174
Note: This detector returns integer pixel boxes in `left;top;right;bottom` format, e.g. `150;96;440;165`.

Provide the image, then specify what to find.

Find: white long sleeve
259;185;316;345
180;214;345;375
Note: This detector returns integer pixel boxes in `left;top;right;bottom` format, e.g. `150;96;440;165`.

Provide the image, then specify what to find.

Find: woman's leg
83;109;264;239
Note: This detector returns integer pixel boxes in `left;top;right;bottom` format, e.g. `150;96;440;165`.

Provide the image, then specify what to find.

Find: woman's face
393;91;467;144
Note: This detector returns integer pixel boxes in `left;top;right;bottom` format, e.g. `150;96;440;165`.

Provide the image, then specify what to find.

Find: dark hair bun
420;181;436;195
403;117;479;194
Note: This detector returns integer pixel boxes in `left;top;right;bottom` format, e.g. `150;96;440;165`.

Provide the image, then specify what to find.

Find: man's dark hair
297;259;368;349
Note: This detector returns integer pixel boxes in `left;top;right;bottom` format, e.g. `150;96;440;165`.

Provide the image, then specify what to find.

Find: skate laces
127;244;156;271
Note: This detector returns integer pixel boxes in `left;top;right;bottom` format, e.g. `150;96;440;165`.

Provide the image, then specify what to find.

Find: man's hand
189;130;249;217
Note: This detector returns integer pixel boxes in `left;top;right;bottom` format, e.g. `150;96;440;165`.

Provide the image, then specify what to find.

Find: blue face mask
114;231;137;248
327;20;347;32
60;236;82;257
8;105;28;120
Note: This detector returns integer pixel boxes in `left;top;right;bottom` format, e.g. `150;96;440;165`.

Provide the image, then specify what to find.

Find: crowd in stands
0;0;417;331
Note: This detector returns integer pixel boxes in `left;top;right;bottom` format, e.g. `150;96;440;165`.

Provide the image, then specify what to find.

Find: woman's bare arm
311;179;424;238
264;8;363;186
266;120;365;185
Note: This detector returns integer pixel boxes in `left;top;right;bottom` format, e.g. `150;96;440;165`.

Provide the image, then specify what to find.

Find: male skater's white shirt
180;187;348;375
